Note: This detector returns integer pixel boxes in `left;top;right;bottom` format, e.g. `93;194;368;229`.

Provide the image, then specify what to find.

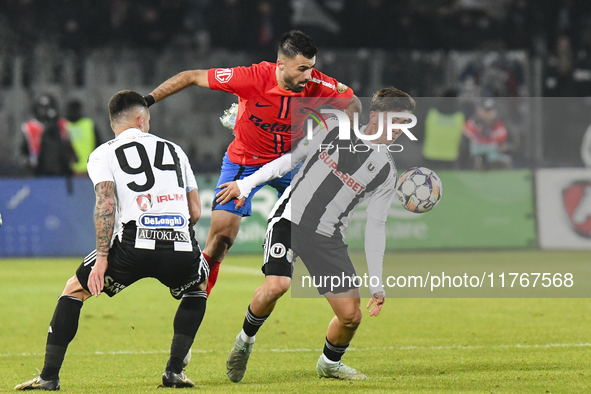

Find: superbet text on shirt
207;62;354;166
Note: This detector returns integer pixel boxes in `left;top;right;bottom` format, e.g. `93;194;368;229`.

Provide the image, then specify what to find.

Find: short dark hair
278;30;317;59
108;90;147;121
370;87;416;112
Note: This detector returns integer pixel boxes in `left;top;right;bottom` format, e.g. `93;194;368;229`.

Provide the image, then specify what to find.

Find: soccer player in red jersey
145;30;361;296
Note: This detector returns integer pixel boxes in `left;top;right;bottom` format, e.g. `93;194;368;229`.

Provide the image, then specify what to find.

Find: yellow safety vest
66;118;96;174
422;108;465;161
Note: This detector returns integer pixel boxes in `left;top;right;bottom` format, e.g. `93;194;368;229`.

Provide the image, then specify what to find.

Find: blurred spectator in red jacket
461;97;512;169
20;94;77;176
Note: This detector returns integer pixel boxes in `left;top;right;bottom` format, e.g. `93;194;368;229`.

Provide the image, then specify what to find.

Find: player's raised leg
316;290;368;380
226;275;292;383
203;209;241;295
14;275;91;391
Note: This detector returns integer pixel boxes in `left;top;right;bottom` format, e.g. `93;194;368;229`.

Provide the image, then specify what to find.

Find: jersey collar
266;84;304;97
116;128;145;139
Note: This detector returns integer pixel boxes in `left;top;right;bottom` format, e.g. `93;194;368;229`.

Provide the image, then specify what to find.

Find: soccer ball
219;102;238;134
396;167;443;213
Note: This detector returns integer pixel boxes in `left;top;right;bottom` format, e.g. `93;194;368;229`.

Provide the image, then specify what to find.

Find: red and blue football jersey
208;61;354;166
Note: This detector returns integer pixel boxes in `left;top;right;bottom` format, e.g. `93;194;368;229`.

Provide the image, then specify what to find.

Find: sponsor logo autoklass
138;228;190;242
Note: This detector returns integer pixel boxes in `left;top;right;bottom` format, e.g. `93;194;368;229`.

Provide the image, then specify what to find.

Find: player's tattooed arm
89;181;115;297
94;181;116;258
150;70;209;102
344;95;362;130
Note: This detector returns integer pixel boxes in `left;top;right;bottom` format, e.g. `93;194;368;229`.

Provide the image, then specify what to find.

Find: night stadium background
1;1;590;392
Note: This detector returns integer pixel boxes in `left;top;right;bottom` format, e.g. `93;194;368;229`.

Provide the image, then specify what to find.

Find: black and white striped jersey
270;118;398;238
87;128;198;252
238;116;398;237
235;116;399;295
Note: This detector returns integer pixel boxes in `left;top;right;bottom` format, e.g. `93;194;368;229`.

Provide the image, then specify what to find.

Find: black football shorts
262;218;357;294
76;236;208;300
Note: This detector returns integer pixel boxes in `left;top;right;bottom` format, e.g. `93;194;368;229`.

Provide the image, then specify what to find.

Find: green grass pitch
1;251;590;393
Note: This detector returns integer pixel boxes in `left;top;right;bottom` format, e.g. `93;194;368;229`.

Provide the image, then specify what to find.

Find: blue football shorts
211;152;300;217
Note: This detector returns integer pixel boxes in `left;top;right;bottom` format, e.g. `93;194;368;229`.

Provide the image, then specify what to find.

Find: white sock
239;329;256;344
322;354;339;364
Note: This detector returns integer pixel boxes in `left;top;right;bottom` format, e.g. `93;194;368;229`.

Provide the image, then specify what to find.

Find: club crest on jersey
215;68;233;83
269;243;286;258
139;214;186;228
136;194;152;211
366;161;376;173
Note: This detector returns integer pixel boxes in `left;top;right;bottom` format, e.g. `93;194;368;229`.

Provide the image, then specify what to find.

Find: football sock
167;334;194;374
203;253;221;296
167;291;207;374
322;338;348;363
239;329;256;344
242;305;269;338
41;295;83;380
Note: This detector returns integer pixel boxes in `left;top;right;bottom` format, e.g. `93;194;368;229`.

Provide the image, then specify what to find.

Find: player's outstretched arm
364;206;389;313
88;180;115;297
216;152;296;207
147;70;210;105
216;126;317;206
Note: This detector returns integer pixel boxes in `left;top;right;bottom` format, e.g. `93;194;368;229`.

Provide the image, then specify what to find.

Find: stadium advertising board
202;170;537;253
0;170;537;257
0;170;540;256
346;169;537;250
537;168;591;249
0;177;96;256
0;176;274;257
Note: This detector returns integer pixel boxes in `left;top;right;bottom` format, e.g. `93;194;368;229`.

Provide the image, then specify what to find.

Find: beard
284;75;307;93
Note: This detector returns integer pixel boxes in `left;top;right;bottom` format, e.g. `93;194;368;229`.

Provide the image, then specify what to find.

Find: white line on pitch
3;342;590;358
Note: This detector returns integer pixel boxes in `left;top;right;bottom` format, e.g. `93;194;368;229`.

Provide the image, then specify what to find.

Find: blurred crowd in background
2;0;591;56
2;0;591;176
